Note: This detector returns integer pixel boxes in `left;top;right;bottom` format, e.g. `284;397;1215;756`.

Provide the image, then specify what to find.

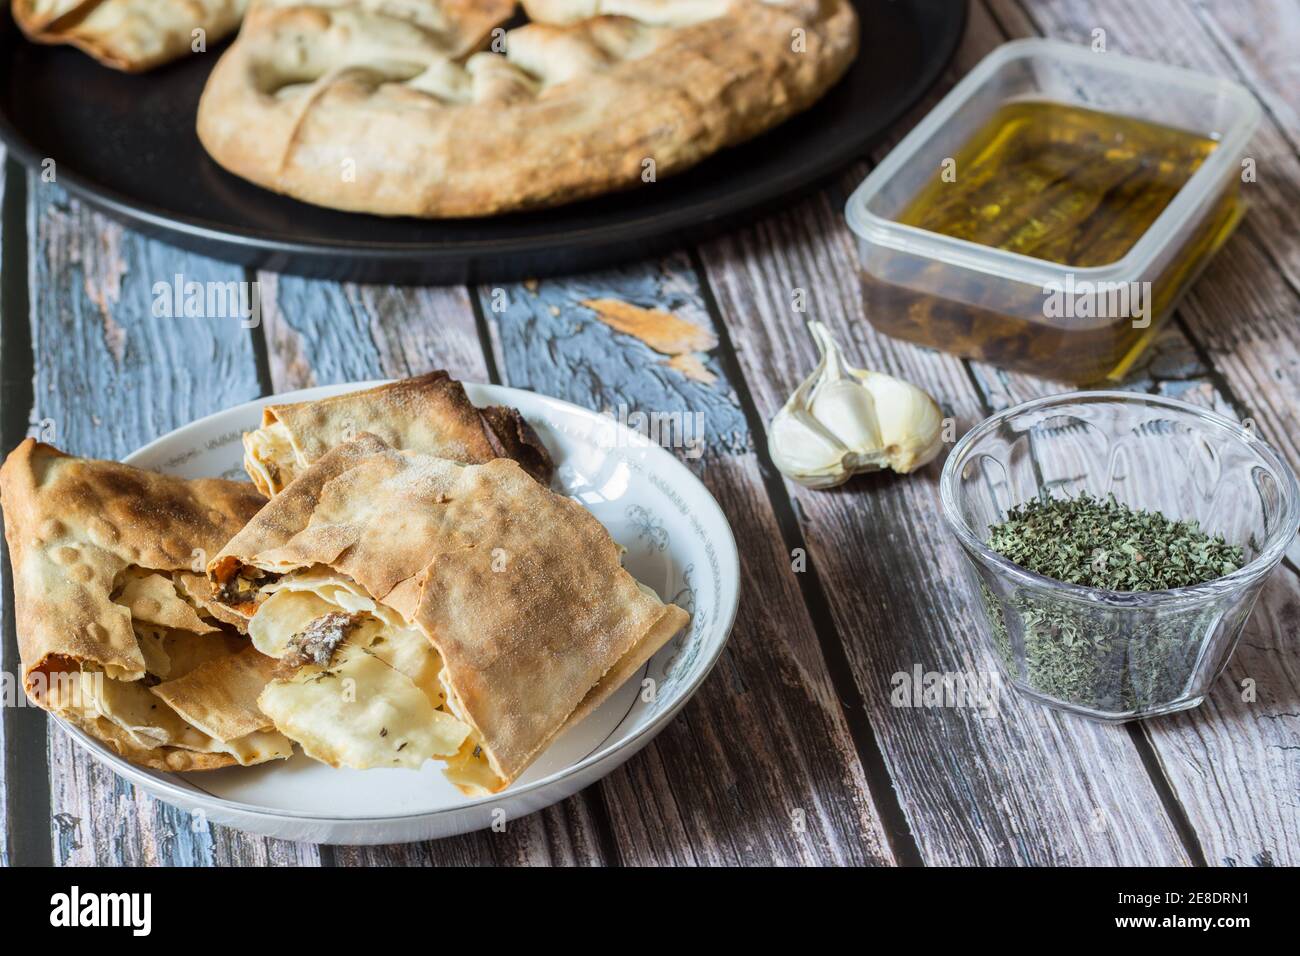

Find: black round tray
0;0;966;284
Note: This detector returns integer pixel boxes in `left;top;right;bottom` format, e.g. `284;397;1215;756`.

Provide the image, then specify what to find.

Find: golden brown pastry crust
61;713;256;771
196;0;859;216
211;434;690;789
0;439;273;770
244;371;553;495
12;0;248;72
1;439;267;690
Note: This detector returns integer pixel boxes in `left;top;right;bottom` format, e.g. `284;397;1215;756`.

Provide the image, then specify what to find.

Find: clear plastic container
845;39;1261;383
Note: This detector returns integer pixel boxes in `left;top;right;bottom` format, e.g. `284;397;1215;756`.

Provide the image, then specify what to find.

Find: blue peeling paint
480;252;750;459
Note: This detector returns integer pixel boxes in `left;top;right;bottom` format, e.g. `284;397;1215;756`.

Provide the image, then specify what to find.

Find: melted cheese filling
252;570;503;789
50;572;294;766
243;420;300;495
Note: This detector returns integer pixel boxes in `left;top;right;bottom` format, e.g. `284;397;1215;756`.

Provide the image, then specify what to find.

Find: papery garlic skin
768;322;945;487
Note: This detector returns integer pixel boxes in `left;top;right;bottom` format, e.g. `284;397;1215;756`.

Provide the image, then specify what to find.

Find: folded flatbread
12;0;248;72
210;433;689;793
0;440;293;771
243;371;554;496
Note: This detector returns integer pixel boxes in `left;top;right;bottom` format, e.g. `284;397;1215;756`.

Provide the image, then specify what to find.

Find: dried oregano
988;493;1243;592
980;494;1245;714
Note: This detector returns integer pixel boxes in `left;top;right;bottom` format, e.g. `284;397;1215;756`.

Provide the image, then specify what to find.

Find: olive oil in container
846;40;1261;383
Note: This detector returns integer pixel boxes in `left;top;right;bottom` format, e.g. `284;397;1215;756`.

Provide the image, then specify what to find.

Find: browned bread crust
12;0;248;72
243;371;554;496
197;0;859;216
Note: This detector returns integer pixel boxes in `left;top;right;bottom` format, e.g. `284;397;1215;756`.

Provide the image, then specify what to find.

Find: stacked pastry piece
0;439;290;770
12;0;249;71
1;373;689;793
241;370;553;495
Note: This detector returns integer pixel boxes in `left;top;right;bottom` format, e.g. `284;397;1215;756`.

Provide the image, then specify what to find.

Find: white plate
55;382;740;845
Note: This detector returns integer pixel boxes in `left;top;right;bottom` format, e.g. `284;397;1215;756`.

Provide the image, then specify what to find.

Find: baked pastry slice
209;434;690;793
12;0;248;72
0;440;292;770
196;0;859;216
242;371;553;495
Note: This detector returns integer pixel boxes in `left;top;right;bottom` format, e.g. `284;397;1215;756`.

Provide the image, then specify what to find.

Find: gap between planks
1;156;55;867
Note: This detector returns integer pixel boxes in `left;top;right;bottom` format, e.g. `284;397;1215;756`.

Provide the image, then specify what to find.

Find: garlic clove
856;370;945;474
768;406;857;483
809;376;883;460
768;321;945;487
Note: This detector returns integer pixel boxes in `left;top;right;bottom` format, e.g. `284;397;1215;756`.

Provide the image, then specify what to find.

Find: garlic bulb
768;322;945;488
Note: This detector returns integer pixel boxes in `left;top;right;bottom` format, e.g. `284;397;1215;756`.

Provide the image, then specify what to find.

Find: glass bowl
940;391;1299;721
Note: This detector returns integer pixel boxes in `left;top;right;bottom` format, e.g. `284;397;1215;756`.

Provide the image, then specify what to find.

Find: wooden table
2;0;1297;867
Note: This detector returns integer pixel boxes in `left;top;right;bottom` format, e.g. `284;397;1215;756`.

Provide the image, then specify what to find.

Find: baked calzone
210;434;689;793
196;0;859;216
0;440;292;770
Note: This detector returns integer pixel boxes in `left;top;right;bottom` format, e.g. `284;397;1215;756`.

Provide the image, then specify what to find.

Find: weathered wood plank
26;185;320;866
837;0;1299;867
2;155;58;867
1187;0;1300;150
6;0;1292;868
0;145;11;867
257;272;611;865
332;795;608;867
975;0;1300;866
259;274;490;388
1155;570;1300;868
704;0;1195;864
479;252;894;865
697;177;1191;862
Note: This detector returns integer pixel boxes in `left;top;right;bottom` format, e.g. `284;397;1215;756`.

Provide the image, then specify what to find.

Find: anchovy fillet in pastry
196;0;859;216
210;433;690;794
12;0;248;72
242;371;554;495
0;440;292;771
